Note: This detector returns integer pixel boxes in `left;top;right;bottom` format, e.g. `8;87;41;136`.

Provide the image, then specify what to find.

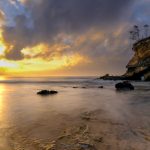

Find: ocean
0;77;150;150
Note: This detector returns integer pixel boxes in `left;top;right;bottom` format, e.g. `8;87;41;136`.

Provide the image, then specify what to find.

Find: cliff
124;37;150;81
99;36;150;81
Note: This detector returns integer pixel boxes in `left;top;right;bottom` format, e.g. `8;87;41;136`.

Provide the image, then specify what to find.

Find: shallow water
0;77;150;150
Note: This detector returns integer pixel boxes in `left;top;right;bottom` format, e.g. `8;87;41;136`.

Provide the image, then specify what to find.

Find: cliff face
125;37;150;81
99;37;150;81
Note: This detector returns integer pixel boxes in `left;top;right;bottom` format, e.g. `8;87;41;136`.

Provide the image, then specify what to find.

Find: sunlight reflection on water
0;84;5;119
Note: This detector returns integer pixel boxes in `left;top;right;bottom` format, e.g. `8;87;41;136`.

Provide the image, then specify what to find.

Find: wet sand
1;108;150;150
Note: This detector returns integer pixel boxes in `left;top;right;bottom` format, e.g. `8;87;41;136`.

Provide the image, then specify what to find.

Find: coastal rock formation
125;37;150;81
99;36;150;81
99;74;124;80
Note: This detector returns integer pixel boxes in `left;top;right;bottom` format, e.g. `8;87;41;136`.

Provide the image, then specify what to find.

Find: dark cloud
1;0;133;60
29;0;132;33
2;15;34;60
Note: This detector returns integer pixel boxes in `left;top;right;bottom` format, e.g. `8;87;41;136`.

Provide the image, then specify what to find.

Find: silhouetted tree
133;25;140;40
144;24;149;38
129;24;150;43
129;25;141;42
129;31;136;40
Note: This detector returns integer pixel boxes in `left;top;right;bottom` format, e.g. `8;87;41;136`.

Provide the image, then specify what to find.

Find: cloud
1;0;133;60
0;10;5;25
1;0;150;75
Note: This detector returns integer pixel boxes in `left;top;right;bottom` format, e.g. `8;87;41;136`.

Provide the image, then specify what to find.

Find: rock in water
82;87;87;89
115;81;134;90
98;86;104;88
37;90;58;95
99;74;124;80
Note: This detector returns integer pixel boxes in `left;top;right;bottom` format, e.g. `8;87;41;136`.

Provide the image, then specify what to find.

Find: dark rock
73;86;78;88
101;73;109;78
115;81;134;90
98;86;104;88
82;87;87;89
37;90;58;95
98;74;124;80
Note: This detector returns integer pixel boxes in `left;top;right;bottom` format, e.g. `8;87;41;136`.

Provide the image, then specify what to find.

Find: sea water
0;77;149;149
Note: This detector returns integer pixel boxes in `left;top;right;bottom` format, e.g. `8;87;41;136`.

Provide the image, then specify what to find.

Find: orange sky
0;0;149;77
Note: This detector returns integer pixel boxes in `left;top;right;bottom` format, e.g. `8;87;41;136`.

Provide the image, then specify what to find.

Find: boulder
115;81;134;90
73;86;78;88
98;86;104;88
82;87;87;89
37;90;58;95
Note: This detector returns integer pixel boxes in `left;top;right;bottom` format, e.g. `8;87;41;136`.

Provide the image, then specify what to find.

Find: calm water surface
0;77;149;149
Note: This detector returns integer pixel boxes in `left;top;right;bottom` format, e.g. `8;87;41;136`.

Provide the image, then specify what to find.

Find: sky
0;0;150;77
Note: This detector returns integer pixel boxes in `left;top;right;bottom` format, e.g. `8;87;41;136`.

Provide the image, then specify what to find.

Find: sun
0;76;6;81
0;29;5;55
0;43;5;55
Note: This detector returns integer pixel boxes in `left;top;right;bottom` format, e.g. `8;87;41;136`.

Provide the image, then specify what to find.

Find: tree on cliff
134;25;140;40
129;25;140;41
144;24;149;38
130;25;150;42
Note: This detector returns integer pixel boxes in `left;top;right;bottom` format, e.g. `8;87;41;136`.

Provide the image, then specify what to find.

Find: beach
0;77;150;150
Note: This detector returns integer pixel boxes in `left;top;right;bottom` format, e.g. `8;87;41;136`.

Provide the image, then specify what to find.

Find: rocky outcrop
99;37;150;81
115;81;134;90
37;90;58;95
124;37;150;81
99;74;124;80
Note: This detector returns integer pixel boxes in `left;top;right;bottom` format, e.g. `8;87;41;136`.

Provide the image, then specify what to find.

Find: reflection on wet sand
0;84;6;122
0;84;11;150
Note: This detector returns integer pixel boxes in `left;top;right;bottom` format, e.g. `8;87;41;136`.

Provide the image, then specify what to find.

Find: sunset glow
0;30;5;55
0;29;88;76
0;0;150;77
